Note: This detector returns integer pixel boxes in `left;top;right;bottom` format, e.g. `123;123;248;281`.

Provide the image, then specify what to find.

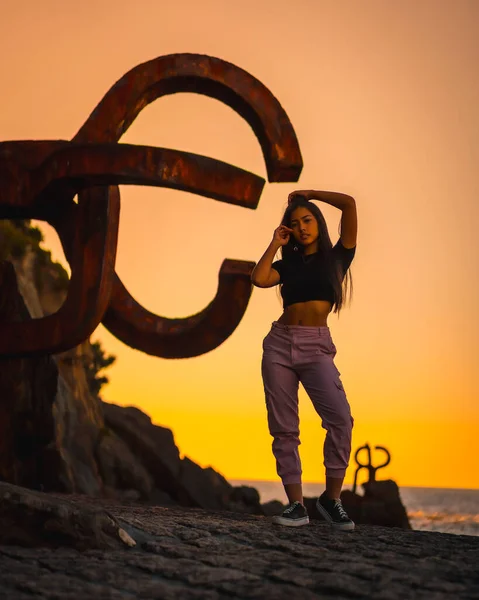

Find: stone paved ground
1;503;478;600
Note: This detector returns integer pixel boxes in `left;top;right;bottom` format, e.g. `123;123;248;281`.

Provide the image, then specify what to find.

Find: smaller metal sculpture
352;443;391;493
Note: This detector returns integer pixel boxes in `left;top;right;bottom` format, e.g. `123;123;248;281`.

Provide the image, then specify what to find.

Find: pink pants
261;322;354;485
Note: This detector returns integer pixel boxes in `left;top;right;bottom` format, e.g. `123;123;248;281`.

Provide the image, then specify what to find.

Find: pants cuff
281;477;302;485
325;467;347;479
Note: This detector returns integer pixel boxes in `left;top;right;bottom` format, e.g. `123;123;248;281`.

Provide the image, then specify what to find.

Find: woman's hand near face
273;225;294;246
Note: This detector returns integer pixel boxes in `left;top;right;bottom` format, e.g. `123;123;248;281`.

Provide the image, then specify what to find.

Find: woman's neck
303;241;319;255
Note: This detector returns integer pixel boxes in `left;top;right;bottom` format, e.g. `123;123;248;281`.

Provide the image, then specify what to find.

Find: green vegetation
0;219;69;291
84;340;117;397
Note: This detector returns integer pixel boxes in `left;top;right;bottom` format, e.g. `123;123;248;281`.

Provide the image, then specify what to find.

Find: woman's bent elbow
251;276;266;288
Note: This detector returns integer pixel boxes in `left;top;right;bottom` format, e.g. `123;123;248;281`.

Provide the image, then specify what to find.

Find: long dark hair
278;196;353;314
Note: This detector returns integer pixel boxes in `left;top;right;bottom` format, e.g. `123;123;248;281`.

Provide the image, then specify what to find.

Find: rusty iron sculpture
352;443;391;494
0;54;303;359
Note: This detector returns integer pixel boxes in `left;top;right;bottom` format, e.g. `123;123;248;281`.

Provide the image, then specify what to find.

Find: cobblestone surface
1;502;478;599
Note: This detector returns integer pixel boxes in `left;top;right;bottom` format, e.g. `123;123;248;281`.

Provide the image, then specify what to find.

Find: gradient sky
1;0;478;490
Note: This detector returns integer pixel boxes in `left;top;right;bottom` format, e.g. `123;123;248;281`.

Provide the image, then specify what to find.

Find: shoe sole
316;499;355;531
271;516;310;527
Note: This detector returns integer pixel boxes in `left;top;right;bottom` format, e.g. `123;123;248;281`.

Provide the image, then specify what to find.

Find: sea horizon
229;479;479;492
229;479;479;537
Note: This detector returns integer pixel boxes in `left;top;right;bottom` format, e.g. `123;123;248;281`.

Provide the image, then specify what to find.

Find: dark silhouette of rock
336;489;363;522
261;499;285;516
101;402;183;501
179;457;231;509
360;479;411;528
103;402;264;513
94;426;154;501
303;480;411;529
229;485;263;514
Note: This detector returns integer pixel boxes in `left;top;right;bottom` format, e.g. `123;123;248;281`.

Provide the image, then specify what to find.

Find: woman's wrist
269;240;282;252
308;190;354;209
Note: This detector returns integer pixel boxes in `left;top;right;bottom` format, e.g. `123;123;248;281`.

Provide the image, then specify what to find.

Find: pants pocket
332;364;345;390
262;331;281;353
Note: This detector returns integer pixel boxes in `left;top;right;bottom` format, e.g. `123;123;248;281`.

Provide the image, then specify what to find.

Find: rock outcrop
301;480;411;529
341;480;411;528
0;481;136;551
0;481;477;600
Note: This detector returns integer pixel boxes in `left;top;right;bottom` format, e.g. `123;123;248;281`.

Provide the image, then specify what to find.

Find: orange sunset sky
1;0;478;490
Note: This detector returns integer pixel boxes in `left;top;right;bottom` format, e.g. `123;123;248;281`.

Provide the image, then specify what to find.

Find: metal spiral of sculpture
0;54;303;359
352;443;392;493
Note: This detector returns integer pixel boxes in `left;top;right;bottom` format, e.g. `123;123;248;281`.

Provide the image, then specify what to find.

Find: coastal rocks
101;402;182;502
337;480;411;529
261;499;286;516
102;401;264;514
94;426;155;502
178;457;231;509
229;485;263;514
359;479;411;528
1;487;478;600
302;479;411;529
0;481;135;551
179;462;261;514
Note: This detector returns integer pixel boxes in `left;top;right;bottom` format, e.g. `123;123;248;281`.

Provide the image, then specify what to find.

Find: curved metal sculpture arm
0;187;119;358
74;53;303;182
102;259;254;359
69;54;303;358
0;54;303;359
373;446;391;469
30;143;264;210
0;139;263;359
42;143;262;358
354;443;372;468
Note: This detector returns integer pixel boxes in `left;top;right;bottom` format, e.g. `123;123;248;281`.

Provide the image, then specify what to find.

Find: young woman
251;190;357;531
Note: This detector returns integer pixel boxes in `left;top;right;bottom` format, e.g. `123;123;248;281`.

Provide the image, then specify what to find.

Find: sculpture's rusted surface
74;54;303;183
0;141;264;217
0;187;119;357
104;260;255;359
0;53;303;359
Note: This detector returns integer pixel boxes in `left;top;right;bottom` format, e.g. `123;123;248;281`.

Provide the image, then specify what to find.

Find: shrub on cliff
0;219;69;291
84;341;117;397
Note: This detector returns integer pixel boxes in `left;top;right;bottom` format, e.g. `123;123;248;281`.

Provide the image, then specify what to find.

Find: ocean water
229;480;479;537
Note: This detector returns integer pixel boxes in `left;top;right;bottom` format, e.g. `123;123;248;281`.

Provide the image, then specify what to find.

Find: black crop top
271;240;356;308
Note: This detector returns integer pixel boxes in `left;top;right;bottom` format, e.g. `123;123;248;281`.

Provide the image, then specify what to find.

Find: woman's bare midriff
276;300;333;327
